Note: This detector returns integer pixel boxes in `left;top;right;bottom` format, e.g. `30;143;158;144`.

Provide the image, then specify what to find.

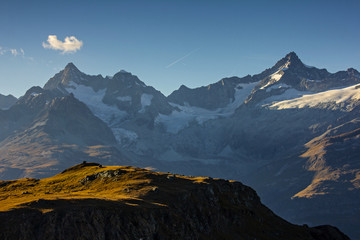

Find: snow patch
261;88;309;107
30;92;41;97
135;81;146;87
139;93;153;113
228;81;260;110
117;96;132;102
271;72;283;81
156;81;259;133
266;83;291;92
260;60;290;90
155;109;193;134
283;60;291;68
306;79;322;83
112;128;138;145
260;70;284;90
66;82;127;126
268;84;360;110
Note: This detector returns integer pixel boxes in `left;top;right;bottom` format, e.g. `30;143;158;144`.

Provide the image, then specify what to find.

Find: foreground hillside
0;163;349;240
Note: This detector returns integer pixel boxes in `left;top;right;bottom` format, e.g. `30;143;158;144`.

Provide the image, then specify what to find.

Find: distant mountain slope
0;91;129;180
0;163;350;240
44;63;174;143
245;52;360;105
167;75;256;110
228;104;360;239
168;52;360;110
44;63;173;117
0;93;17;110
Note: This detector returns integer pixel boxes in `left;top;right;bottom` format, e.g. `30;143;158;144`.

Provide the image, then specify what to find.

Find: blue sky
1;0;359;97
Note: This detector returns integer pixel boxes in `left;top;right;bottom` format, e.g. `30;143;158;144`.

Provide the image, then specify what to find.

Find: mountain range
0;52;359;239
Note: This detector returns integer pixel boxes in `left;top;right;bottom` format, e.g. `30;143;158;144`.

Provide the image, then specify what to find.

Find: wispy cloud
42;35;83;54
0;46;34;61
1;47;24;56
0;47;5;55
10;49;19;56
166;48;199;68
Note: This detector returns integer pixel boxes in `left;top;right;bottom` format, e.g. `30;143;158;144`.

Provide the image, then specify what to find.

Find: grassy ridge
0;162;212;212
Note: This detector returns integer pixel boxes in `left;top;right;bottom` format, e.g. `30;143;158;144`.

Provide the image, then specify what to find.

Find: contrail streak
166;48;199;68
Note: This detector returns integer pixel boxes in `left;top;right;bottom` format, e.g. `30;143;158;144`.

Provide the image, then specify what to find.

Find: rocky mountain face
0;88;130;179
245;52;360;105
0;52;359;238
44;62;173;119
168;75;256;110
0;93;17;110
0;163;350;240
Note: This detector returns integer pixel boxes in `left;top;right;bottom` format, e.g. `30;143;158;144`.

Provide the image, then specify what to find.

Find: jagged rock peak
64;62;79;71
25;86;44;96
112;70;146;87
285;51;300;60
106;70;130;80
0;93;16;98
276;51;304;69
113;69;133;77
347;68;360;75
44;63;90;91
179;84;190;90
63;62;82;77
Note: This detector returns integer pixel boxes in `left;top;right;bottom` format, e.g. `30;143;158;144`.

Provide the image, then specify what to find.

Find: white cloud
42;35;83;54
0;47;5;55
10;49;19;56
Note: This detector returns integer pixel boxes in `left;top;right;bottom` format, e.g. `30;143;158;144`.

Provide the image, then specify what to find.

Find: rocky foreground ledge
0;163;349;240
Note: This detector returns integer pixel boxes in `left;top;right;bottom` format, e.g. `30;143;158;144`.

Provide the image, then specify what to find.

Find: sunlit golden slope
0;162;203;211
